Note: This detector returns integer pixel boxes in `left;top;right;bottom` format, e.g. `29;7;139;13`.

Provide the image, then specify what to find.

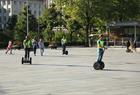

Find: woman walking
38;39;45;56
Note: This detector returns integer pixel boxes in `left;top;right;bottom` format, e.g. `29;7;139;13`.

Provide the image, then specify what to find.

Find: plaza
0;47;140;95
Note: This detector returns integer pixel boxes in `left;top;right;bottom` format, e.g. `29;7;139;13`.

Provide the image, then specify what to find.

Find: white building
0;0;52;29
43;0;53;8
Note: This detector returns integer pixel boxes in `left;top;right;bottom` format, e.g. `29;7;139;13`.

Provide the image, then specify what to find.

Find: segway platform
126;49;133;53
22;57;32;64
93;61;105;70
63;50;68;55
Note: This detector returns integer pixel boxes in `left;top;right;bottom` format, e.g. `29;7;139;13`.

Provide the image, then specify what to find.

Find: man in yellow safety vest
97;34;105;62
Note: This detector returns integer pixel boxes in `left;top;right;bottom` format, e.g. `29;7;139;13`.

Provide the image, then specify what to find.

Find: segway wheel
65;51;68;55
126;49;130;52
100;61;105;70
30;57;32;64
93;62;101;70
21;57;24;64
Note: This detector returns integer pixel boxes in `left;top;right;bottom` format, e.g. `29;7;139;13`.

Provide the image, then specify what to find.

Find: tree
40;3;66;43
92;0;140;22
42;0;140;46
77;0;96;46
15;6;38;41
7;15;17;30
67;19;81;44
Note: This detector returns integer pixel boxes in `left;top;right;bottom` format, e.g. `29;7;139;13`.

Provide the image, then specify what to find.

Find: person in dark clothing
126;40;130;51
133;40;137;52
32;38;38;56
61;36;67;54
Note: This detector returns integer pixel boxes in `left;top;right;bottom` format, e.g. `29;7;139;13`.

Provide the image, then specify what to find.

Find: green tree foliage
93;0;140;22
40;3;66;43
15;6;38;41
40;0;140;46
53;0;82;45
76;0;140;46
67;19;81;44
77;0;96;46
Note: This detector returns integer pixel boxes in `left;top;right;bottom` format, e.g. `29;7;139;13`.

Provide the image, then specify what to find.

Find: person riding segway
61;36;68;55
93;34;106;70
22;35;32;64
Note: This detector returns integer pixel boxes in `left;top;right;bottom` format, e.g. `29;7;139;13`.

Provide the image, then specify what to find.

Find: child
5;40;13;54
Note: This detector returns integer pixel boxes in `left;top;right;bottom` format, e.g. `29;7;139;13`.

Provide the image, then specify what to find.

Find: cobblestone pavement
0;47;140;95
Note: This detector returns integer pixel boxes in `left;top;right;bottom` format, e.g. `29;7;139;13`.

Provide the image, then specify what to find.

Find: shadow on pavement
103;69;140;73
0;86;7;95
30;63;91;68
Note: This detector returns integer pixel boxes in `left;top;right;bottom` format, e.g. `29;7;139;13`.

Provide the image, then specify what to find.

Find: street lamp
37;19;40;40
26;0;29;36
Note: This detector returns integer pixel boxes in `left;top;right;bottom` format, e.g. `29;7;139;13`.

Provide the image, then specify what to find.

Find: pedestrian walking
38;39;45;56
132;40;137;52
126;40;131;51
32;37;38;56
5;40;13;54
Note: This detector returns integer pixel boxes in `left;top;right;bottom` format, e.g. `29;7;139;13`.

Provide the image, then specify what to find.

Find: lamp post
26;0;29;36
134;25;137;41
38;19;40;40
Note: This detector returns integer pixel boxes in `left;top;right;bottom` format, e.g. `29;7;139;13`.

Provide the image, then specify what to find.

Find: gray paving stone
0;47;140;95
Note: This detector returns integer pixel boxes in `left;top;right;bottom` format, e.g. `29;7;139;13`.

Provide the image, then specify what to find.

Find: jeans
40;48;44;56
62;44;66;53
33;46;37;55
97;48;104;62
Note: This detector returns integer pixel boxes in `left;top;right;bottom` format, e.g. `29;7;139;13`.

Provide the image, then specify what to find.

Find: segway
21;57;32;64
63;50;68;55
93;61;105;70
126;49;133;53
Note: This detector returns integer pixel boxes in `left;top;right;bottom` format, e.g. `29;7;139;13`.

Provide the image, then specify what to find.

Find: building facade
44;0;53;8
0;0;52;29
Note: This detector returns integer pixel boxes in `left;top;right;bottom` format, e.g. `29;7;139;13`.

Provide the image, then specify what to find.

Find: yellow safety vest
97;39;104;48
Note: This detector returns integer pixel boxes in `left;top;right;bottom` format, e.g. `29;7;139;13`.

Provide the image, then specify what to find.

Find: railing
90;41;140;47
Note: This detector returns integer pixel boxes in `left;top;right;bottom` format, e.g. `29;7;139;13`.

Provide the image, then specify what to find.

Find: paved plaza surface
0;47;140;95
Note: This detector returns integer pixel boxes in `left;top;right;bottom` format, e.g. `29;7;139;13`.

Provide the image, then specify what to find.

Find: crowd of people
5;35;67;58
5;36;46;57
5;34;137;64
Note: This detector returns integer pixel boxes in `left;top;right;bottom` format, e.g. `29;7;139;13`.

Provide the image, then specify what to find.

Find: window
3;9;6;14
34;11;36;15
8;8;10;13
3;1;6;5
39;11;41;16
24;2;26;5
0;17;1;23
7;1;10;5
14;1;16;5
4;16;6;22
19;1;22;5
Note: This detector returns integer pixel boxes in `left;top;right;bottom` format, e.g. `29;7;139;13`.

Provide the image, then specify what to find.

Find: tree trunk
70;31;73;45
85;25;89;47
